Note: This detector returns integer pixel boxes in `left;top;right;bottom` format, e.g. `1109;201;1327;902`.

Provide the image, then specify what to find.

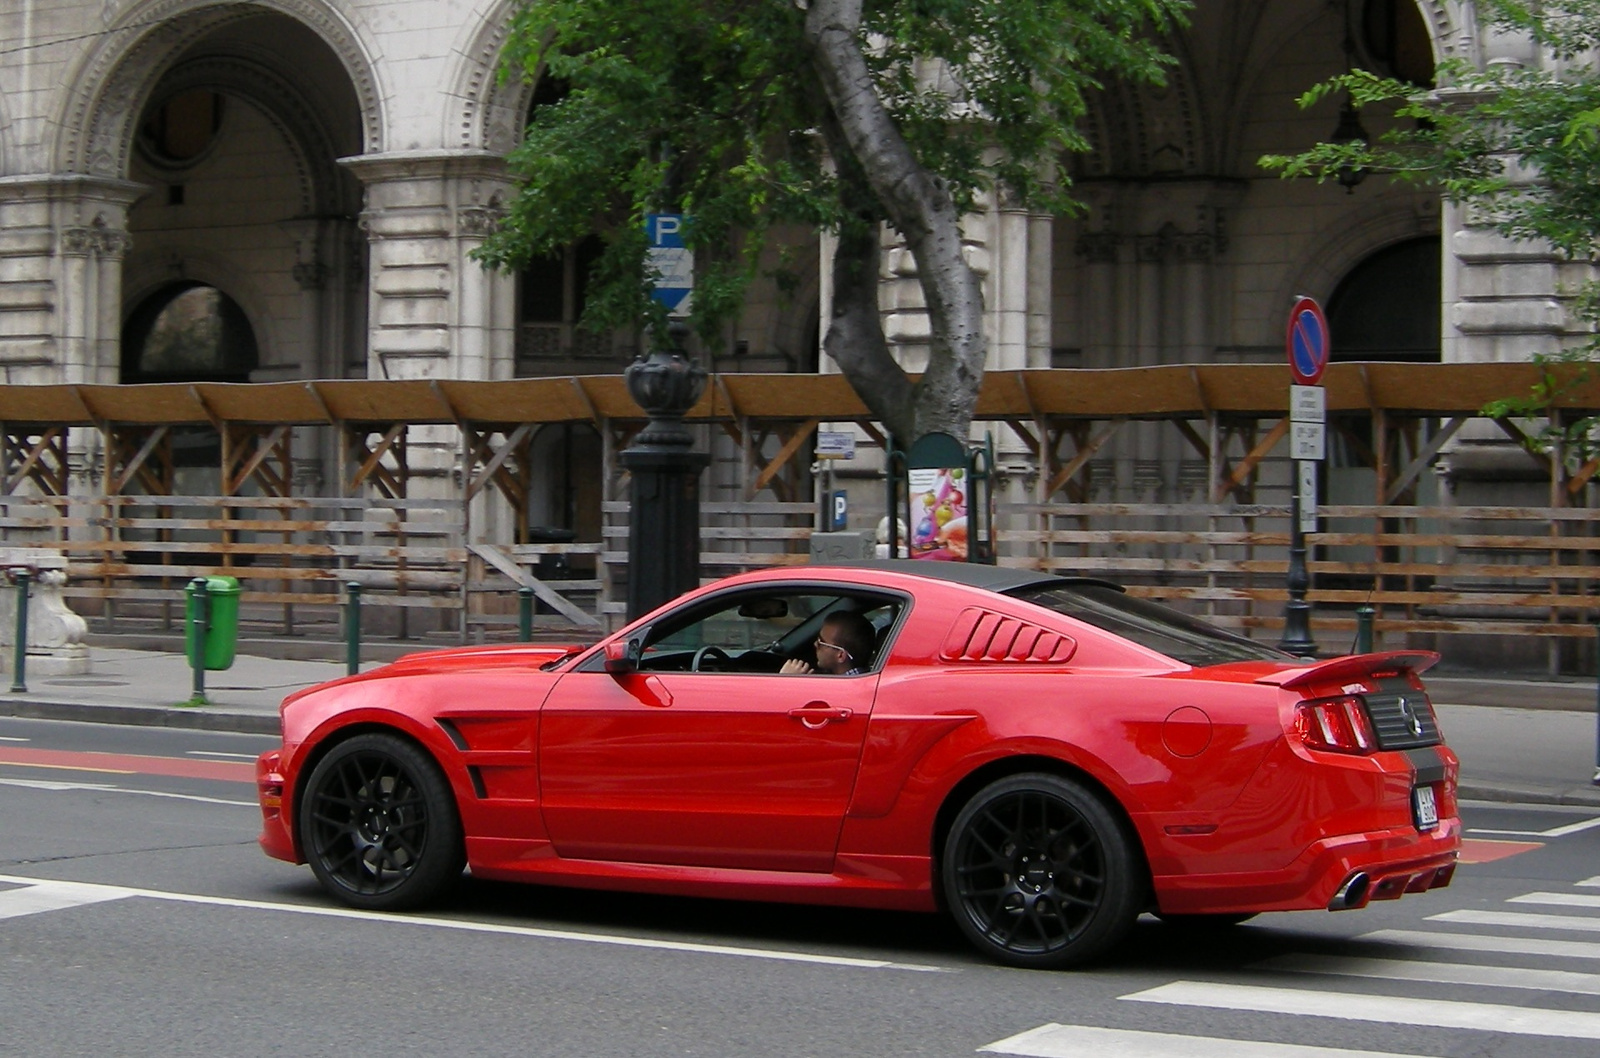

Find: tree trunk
804;0;988;442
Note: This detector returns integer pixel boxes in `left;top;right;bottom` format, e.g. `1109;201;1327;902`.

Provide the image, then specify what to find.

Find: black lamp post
622;321;708;620
1330;96;1371;193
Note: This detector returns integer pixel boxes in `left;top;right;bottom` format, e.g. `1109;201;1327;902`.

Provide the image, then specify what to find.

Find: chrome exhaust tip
1329;872;1370;911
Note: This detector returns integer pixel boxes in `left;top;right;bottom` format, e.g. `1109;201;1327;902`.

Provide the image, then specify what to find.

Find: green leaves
479;0;1188;347
1260;0;1600;461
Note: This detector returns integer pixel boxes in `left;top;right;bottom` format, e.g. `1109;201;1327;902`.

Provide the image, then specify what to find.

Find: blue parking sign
646;213;693;315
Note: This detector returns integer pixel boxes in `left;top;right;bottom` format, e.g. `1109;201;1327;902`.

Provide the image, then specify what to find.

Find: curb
1457;780;1600;810
0;698;278;736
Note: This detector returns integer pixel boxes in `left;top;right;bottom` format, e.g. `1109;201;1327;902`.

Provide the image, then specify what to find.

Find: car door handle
788;703;853;728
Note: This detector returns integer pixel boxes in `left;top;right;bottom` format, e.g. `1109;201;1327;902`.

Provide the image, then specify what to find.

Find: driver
780;612;875;676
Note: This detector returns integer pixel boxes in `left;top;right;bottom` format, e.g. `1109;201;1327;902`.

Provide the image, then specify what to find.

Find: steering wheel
691;645;731;672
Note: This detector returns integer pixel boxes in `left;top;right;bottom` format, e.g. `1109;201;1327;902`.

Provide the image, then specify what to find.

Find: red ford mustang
256;562;1459;968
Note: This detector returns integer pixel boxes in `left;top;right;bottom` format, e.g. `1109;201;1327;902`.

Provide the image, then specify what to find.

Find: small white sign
1290;384;1325;424
1290;421;1325;461
1299;459;1318;533
816;430;856;460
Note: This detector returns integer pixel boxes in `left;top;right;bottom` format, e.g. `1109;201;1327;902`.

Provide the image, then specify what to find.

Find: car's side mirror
603;636;643;674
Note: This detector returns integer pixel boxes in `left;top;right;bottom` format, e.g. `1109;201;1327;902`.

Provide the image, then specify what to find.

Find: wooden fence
4;490;1598;663
1000;500;1600;660
0;494;606;640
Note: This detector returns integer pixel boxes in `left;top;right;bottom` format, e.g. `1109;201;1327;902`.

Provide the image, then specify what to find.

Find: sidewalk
1;646;1597;808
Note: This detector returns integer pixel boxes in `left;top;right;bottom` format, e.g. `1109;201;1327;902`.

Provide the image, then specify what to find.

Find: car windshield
1006;582;1291;666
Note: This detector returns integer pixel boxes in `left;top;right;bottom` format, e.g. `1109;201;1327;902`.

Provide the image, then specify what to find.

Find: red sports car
256;562;1459;968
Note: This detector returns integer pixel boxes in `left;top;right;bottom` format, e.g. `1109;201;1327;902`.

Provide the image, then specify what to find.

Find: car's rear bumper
1152;816;1460;915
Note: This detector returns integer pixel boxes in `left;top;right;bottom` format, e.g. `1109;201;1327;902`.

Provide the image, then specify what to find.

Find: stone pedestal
0;549;90;677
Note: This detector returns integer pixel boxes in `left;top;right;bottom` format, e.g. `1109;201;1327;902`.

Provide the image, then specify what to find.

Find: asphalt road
4;716;1600;1058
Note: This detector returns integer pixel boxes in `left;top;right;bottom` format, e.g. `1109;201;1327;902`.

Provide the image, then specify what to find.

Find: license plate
1413;784;1439;831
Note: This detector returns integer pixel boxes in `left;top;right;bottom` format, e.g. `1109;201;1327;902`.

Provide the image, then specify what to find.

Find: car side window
626;589;905;674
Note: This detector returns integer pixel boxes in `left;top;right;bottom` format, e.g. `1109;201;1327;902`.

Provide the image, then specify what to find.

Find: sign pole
1280;297;1329;657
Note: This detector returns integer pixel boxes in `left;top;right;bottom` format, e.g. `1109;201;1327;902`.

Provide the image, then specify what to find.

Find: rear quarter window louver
940;607;1077;663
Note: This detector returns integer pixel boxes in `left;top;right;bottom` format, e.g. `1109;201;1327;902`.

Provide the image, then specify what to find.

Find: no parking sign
1286;296;1330;386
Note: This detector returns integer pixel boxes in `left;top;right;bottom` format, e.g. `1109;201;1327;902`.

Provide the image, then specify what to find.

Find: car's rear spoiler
1256;650;1441;690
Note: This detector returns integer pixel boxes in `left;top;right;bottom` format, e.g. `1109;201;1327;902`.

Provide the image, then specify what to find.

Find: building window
137;90;225;169
518;235;612;363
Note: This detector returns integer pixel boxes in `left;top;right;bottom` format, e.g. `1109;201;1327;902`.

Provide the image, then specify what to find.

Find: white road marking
0;873;950;973
1256;952;1600;995
1509;891;1600;910
1122;980;1600;1040
1579;876;1600;888
0;776;254;807
0;735;29;742
1472;816;1600;839
184;751;258;761
1430;909;1600;933
0;878;133;920
977;1023;1434;1058
1361;928;1600;960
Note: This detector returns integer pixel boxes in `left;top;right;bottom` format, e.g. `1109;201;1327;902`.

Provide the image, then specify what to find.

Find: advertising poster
908;467;968;561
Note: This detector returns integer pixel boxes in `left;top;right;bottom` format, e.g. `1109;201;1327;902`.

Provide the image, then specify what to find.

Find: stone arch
446;0;537;155
122;250;282;373
1274;193;1440;315
56;0;384;179
1078;33;1210;179
143;55;346;215
1223;0;1464;172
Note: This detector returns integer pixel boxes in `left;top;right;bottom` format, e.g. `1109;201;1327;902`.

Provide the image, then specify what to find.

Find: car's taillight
1294;695;1376;753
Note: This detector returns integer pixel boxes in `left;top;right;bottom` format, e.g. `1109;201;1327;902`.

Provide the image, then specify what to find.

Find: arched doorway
122;10;368;384
121;282;259;384
121;282;262;494
1323;236;1444;589
1327;237;1441;363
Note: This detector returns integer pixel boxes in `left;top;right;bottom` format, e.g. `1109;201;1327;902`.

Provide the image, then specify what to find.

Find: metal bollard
518;586;534;642
10;571;30;693
1354;605;1375;655
189;576;208;705
345;582;362;676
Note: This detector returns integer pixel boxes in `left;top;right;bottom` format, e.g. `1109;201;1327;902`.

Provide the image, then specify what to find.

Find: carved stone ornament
624;323;708;451
59;214;132;259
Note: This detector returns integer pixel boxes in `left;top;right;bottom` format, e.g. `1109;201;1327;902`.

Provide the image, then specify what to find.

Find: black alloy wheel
300;733;464;911
943;772;1142;968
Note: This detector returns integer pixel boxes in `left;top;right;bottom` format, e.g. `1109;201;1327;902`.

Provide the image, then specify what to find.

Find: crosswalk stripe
1122;981;1600;1040
0;879;133;920
977;1023;1435;1058
1361;927;1600;960
1256;953;1600;995
1509;891;1600;910
1431;909;1600;933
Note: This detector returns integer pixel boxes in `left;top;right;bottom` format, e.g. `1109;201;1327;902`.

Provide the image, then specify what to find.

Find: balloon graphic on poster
907;467;968;561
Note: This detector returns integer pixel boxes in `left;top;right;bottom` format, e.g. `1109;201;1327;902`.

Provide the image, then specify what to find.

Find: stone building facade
0;0;1583;531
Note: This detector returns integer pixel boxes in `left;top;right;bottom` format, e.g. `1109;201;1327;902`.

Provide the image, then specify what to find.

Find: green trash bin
185;575;240;671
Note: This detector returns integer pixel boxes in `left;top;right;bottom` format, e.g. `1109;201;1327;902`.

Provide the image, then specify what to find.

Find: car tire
942;772;1143;969
300;732;464;911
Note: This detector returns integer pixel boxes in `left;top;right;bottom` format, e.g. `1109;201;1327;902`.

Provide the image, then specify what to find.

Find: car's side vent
940;607;1076;663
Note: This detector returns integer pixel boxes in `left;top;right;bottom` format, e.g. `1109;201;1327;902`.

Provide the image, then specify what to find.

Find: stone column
0;174;144;385
340;150;517;383
341;151;519;506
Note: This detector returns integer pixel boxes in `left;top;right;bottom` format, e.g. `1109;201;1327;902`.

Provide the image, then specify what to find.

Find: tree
1259;0;1600;458
476;0;1185;443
